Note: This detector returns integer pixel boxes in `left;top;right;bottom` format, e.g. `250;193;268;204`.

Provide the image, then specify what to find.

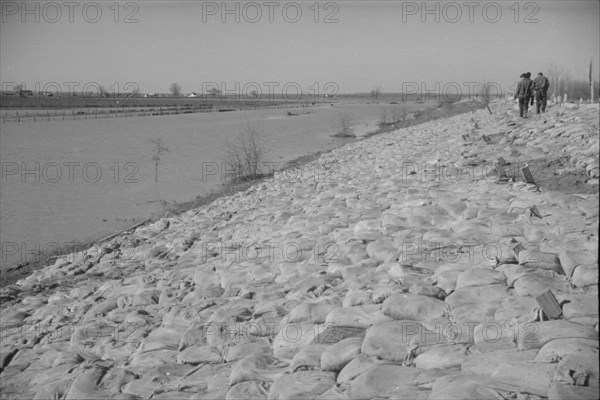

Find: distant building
187;92;200;98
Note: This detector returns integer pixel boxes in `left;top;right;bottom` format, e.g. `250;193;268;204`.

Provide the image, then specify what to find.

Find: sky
1;0;599;96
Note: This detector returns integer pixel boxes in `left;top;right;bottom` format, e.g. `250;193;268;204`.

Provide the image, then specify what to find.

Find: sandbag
516;320;598;350
342;290;372;307
347;365;422;400
366;237;397;262
562;295;599;325
314;384;351;400
455;267;506;289
311;325;365;346
287;302;339;324
461;349;538;377
177;344;223;364
324;305;393;328
429;373;509;400
517;248;564;274
222;340;272;363
336;354;394;384
547;382;600;400
493;295;538;322
408;282;446;299
361;320;422;362
535;338;599;362
571;264;599;288
229;353;288;386
413;344;468;369
289;343;328;372
353;219;383;241
226;381;269;400
64;365;111;400
451;302;500;325
320;337;362;372
490;361;556;397
411;367;460;389
267;371;336;400
272;322;323;359
383;294;448;321
553;353;599;388
98;368;138;394
513;275;570;296
388;387;431;400
33;378;73;400
445;284;509;309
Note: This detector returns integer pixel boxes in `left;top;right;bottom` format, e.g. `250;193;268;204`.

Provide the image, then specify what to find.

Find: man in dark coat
526;72;534;106
533;72;550;113
514;73;534;117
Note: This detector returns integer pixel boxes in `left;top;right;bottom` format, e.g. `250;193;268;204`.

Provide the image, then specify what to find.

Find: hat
525;72;531;77
538;72;543;76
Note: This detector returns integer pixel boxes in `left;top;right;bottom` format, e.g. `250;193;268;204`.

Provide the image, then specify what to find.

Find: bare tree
390;106;407;123
99;85;111;98
13;83;23;95
207;87;221;98
332;111;355;137
381;106;407;126
169;83;182;97
224;122;269;181
150;138;169;183
547;63;571;98
371;86;382;99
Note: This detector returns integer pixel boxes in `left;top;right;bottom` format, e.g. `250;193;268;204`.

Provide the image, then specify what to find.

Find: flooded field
0;100;428;270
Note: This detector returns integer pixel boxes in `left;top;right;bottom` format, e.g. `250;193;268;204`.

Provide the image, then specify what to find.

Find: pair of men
514;72;550;117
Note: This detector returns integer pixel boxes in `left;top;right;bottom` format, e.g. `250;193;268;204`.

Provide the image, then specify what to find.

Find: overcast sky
1;0;599;96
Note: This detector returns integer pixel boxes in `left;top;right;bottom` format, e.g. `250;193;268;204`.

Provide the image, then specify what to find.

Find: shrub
332;111;355;138
224;121;269;181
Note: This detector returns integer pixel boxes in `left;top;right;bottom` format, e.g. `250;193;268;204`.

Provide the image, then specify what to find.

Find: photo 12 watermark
1;238;143;267
1;1;140;24
200;240;339;264
1;320;145;345
400;1;540;24
396;240;543;266
400;161;540;184
400;81;511;103
199;81;339;103
200;160;341;185
199;1;340;23
1;161;140;184
1;81;141;105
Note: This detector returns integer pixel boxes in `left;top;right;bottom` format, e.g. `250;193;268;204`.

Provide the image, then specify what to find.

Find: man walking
514;73;534;118
533;72;550;113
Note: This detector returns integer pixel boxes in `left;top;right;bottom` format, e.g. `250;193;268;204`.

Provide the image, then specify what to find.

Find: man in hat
514;73;534;117
533;72;550;113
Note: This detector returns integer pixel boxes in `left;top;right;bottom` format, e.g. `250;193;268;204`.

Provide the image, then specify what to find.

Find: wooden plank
536;290;562;320
495;164;507;179
530;205;542;218
520;165;535;184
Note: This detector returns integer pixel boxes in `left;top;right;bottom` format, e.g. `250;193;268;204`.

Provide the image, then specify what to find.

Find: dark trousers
518;96;530;117
535;90;547;113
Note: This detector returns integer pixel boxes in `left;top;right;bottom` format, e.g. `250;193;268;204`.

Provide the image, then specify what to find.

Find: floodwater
0;101;427;270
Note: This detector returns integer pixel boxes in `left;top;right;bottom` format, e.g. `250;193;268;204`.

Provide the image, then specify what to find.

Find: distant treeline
0;94;312;109
550;79;599;101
